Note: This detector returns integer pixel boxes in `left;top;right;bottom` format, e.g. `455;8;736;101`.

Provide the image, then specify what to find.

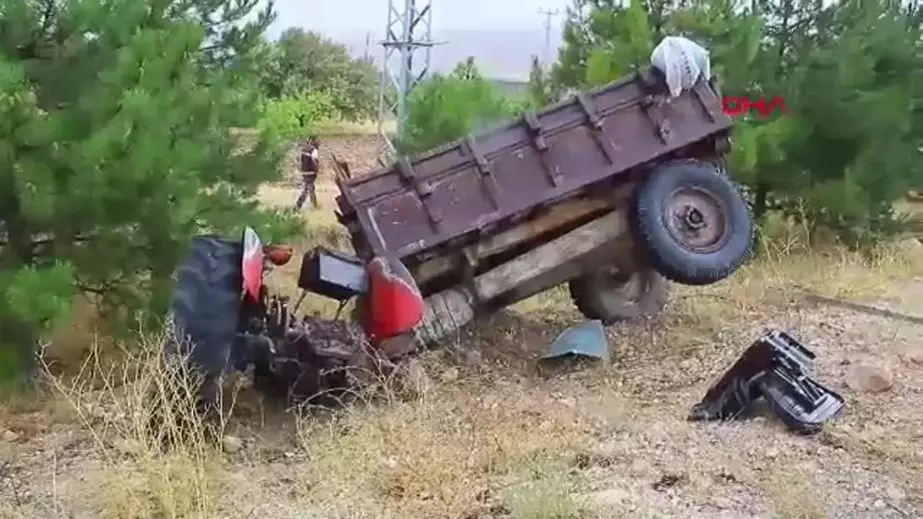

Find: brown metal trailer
322;69;753;347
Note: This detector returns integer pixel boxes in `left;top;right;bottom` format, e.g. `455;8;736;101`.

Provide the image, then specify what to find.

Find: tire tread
635;161;754;286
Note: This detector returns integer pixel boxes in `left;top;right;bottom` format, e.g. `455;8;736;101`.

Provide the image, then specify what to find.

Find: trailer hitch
689;329;844;435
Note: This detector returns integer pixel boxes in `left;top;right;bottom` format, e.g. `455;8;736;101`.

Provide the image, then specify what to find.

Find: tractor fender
362;256;424;343
241;227;264;302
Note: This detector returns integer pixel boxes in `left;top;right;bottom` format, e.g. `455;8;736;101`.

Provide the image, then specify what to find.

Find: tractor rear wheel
165;236;243;415
569;267;669;324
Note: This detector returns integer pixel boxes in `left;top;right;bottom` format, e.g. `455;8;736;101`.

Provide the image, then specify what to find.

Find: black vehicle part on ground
568;267;669;324
757;369;845;435
688;329;845;435
166;236;243;406
635;161;754;286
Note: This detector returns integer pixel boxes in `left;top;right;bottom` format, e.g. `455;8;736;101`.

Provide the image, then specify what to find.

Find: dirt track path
575;290;923;518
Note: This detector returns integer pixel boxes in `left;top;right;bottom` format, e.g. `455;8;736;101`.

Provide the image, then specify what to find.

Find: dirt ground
2;135;923;519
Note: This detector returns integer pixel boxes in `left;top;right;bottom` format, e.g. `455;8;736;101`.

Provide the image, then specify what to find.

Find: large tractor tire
569;267;669;324
165;236;243;412
635;161;754;286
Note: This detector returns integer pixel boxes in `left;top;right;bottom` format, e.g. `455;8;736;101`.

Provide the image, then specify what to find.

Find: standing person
294;136;320;210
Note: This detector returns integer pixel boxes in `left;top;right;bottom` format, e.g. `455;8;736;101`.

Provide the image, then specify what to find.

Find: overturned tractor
168;40;756;405
165;228;424;407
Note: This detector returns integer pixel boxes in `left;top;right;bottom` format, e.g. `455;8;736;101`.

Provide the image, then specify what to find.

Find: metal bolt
684;207;706;230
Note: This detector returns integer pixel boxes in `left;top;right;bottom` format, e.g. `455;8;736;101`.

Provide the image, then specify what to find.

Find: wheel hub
683;206;706;229
665;186;730;254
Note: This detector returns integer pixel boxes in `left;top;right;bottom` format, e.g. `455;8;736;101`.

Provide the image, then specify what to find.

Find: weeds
32;332;233;518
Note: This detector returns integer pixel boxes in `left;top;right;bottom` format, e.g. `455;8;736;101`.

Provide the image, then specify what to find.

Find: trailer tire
165;236;243;411
636;161;754;286
569;267;669;324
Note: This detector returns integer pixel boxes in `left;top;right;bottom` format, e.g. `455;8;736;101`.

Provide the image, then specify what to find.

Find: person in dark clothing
294;136;320;210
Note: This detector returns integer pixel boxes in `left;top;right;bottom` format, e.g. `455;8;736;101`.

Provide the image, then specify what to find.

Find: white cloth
650;36;711;98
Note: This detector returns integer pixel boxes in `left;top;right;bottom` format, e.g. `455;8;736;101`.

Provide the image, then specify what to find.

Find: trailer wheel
636;161;754;286
165;236;243;413
569;267;669;324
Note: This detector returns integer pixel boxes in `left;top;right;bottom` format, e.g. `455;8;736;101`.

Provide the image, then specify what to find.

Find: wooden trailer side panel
337;75;731;262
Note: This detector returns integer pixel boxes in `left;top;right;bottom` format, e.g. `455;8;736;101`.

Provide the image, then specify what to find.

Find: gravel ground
2;280;920;519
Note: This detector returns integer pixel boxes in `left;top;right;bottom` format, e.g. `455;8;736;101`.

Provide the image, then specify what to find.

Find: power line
537;7;561;66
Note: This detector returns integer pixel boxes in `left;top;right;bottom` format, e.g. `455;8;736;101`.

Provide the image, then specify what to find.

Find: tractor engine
238;229;425;405
168;227;425;410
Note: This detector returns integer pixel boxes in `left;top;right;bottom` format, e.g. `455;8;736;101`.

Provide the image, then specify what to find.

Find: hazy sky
265;0;573;79
269;0;573;36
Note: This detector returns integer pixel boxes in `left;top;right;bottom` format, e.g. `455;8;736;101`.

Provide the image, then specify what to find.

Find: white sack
650;36;711;98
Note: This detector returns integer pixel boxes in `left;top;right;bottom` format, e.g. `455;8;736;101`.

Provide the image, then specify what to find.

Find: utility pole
537;7;560;66
376;0;435;166
363;31;371;60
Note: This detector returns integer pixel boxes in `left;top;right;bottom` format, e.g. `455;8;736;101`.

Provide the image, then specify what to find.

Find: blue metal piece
542;320;610;362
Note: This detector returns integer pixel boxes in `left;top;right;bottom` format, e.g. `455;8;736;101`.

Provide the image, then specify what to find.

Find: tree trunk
0;315;40;389
753;182;769;221
0;195;41;387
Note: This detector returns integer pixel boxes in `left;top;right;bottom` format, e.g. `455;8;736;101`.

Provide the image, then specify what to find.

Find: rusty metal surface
336;73;732;262
664;185;731;254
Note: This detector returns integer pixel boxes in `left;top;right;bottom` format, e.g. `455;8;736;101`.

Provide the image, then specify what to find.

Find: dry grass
316;118;397;136
1;333;596;518
289;381;594;518
258;182;349;250
38;334;236;519
3;135;923;518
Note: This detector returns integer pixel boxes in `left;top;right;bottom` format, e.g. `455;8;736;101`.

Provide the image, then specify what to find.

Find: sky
264;0;574;79
269;0;574;36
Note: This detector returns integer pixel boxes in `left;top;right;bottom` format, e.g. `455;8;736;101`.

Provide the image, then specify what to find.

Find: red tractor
165;227;425;407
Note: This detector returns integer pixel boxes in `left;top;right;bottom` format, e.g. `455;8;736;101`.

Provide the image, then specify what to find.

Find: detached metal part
541;320;610;363
297;247;368;301
689;329;844;435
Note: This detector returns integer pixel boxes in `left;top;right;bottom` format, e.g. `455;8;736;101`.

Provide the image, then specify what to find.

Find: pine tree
547;0;923;243
526;55;556;108
552;0;597;89
0;0;299;385
395;59;519;155
779;0;923;241
553;0;656;88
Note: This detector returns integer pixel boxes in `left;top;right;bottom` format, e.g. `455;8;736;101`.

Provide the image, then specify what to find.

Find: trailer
306;67;753;349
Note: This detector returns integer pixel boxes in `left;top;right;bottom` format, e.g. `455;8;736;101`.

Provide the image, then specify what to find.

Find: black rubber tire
635;161;754;286
166;236;243;409
569;267;669;324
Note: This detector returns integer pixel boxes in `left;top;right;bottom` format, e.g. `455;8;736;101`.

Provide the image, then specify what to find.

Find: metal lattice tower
537;8;561;66
375;0;435;166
